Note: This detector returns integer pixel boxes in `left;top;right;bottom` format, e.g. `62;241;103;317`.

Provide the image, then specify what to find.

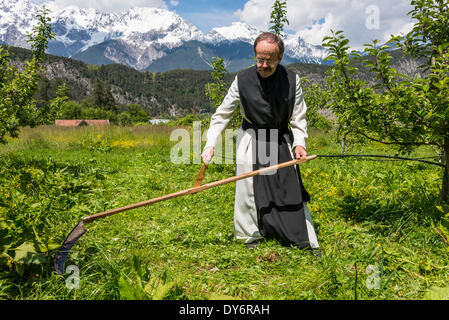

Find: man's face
255;40;282;78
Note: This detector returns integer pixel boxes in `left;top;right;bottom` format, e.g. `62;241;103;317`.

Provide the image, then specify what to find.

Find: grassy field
1;124;448;300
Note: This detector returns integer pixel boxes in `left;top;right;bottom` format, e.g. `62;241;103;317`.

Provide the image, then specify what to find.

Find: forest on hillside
2;43;420;122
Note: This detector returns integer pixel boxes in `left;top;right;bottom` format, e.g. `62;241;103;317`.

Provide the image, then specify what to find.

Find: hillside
2;44;421;118
4;45;222;117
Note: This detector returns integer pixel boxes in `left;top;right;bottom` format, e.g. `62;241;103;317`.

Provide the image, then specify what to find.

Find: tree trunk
442;142;449;204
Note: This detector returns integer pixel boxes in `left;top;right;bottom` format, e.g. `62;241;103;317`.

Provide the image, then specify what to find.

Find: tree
45;82;69;122
205;57;242;129
0;6;55;143
118;111;133;126
322;0;449;203
35;77;51;109
59;100;83;119
269;0;289;37
125;104;150;124
204;57;228;110
301;78;333;131
91;78;116;110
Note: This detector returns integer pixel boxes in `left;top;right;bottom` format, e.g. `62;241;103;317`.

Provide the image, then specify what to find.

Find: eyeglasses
256;58;278;65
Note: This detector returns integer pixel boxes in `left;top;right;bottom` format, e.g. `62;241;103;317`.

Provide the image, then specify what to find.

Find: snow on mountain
206;22;262;44
284;34;329;63
47;2;204;54
0;0;41;47
52;5;203;49
206;24;327;63
0;0;328;70
1;1;203;48
205;22;328;64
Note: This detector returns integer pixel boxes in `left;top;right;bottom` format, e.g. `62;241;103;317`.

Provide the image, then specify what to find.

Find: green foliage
117;104;150;126
301;78;333;131
322;0;449;202
398;0;449;71
204;57;228;109
0;6;55;143
43;82;69;123
204;56;242;129
91;78;116;111
26;7;55;63
171;113;201;126
118;112;132;127
58;101;82;119
0;153;103;276
118;256;185;300
269;0;290;37
125;104;150;123
436;205;449;249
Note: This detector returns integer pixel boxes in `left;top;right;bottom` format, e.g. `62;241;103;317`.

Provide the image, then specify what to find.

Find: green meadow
1;125;448;300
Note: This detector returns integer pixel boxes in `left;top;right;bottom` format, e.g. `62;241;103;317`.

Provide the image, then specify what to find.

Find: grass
0;125;448;300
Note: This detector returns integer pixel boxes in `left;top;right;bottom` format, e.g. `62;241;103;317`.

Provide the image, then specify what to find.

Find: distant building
55;120;110;127
149;119;170;125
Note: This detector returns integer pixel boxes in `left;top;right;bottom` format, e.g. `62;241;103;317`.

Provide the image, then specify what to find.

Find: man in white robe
201;32;319;251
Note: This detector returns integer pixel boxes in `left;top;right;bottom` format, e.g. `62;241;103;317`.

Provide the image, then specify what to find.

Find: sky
30;0;416;49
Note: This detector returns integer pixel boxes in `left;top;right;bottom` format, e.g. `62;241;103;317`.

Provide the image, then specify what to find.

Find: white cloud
235;0;415;49
170;0;179;6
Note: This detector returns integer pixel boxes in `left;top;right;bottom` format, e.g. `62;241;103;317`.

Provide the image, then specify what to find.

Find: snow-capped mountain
204;22;327;64
284;35;329;64
0;0;38;48
0;0;329;71
206;22;262;43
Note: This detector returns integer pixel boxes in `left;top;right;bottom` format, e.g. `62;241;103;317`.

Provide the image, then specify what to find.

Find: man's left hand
294;146;308;159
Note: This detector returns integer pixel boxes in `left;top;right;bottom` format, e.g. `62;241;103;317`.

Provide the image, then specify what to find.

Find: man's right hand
201;146;214;165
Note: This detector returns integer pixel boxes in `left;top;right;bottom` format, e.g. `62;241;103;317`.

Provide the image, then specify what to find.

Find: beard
257;66;274;77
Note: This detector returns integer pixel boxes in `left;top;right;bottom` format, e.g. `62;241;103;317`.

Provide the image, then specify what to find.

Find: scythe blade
54;221;87;275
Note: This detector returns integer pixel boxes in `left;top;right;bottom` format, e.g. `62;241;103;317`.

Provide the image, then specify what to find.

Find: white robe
204;74;319;248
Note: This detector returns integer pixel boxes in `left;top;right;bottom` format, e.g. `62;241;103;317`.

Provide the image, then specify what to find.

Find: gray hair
253;32;285;58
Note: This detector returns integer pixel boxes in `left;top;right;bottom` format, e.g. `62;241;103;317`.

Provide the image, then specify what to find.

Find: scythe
54;155;316;275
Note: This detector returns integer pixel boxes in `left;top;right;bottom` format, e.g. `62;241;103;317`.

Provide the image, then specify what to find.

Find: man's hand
294;146;308;159
201;146;214;165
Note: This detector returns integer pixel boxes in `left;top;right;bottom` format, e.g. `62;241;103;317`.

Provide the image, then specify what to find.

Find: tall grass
0;125;448;300
3;125;175;151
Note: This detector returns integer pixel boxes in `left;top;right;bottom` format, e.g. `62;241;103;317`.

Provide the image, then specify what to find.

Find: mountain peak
207;22;262;43
1;0;26;8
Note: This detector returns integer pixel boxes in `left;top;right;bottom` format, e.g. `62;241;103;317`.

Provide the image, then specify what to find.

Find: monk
202;32;319;252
